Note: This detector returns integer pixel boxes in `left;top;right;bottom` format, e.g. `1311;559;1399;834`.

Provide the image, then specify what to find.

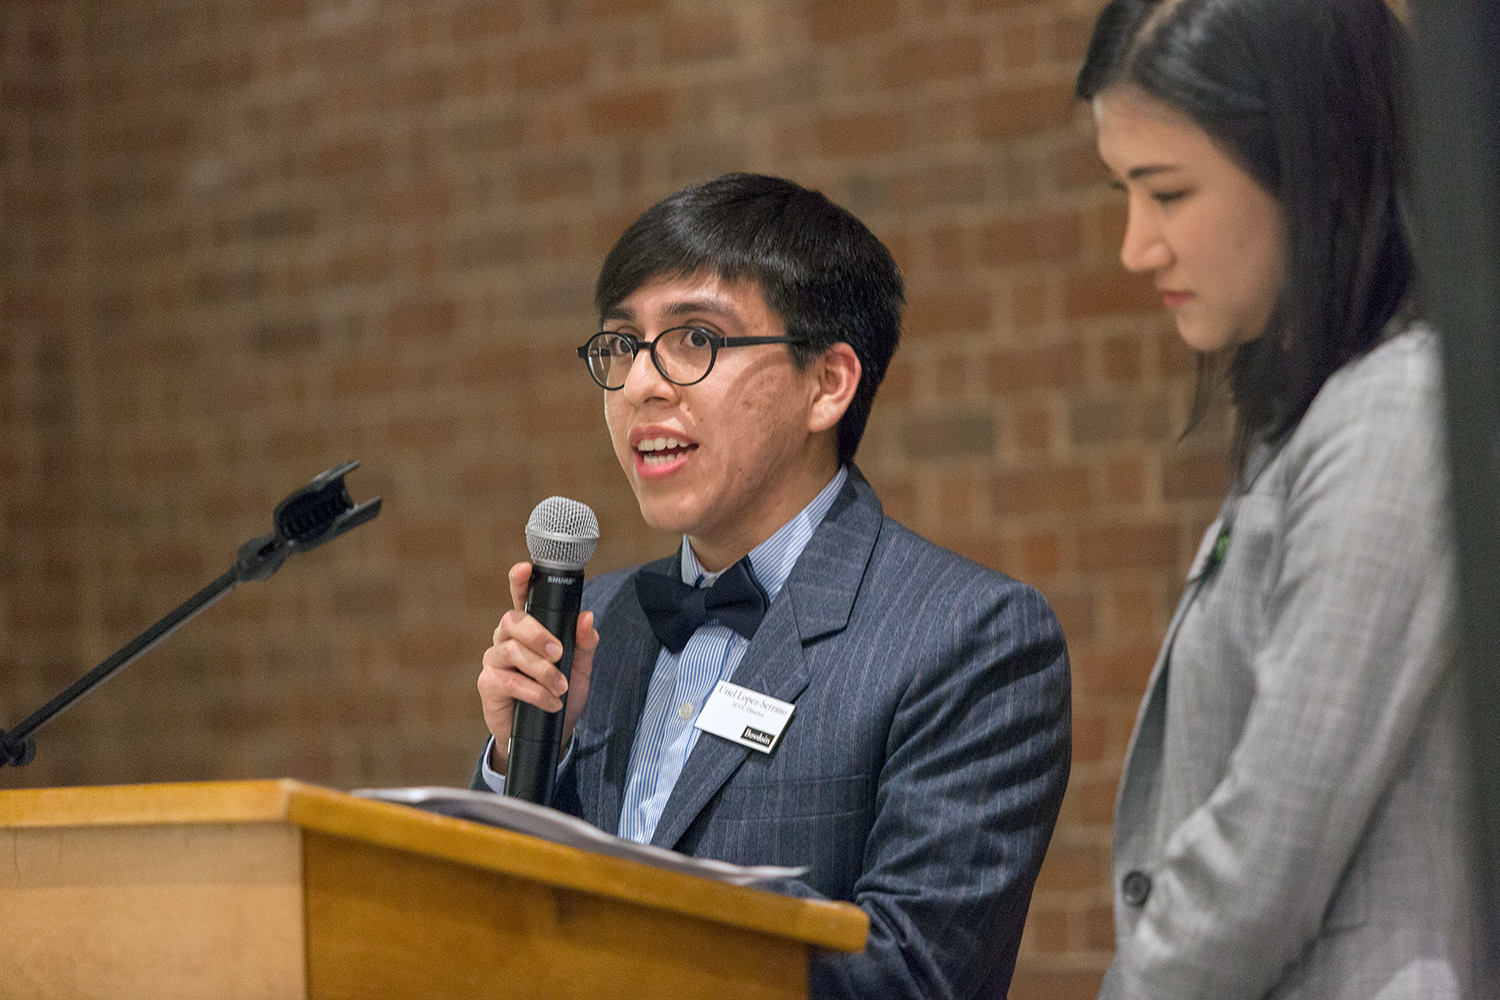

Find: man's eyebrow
601;297;738;325
662;298;737;319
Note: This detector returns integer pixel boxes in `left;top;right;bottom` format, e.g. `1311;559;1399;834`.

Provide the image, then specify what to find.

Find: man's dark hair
1077;0;1415;474
595;173;905;464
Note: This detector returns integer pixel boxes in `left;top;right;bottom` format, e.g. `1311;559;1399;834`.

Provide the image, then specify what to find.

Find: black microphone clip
234;461;383;584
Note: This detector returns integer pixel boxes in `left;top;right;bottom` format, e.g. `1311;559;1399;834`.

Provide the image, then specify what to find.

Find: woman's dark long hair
1077;0;1415;474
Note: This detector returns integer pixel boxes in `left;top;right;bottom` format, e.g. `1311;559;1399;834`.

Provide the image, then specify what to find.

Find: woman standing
1078;1;1479;997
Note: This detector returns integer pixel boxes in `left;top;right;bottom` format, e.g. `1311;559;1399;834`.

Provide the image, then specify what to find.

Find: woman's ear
807;342;862;435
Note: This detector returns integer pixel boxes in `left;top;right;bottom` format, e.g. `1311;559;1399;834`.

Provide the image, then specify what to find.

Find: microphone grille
525;497;600;570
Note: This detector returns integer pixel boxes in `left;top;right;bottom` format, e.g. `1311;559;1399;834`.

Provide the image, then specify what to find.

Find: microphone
503;496;599;806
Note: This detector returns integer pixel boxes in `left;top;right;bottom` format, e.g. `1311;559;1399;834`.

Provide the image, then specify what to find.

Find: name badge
694;680;795;753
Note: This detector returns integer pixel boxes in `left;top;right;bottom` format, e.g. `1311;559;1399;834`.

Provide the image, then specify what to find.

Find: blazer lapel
648;469;884;850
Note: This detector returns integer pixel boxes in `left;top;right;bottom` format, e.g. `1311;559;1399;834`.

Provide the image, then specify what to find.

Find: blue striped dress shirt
480;467;847;845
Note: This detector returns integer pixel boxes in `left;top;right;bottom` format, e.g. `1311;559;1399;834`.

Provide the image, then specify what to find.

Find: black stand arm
0;460;382;768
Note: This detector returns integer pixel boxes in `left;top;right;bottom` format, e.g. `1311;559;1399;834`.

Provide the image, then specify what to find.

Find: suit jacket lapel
648;469;883;850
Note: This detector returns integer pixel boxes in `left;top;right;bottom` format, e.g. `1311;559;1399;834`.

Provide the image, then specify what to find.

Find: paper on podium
352;786;809;887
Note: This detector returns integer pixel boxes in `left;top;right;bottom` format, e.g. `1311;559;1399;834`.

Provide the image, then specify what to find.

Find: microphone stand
0;460;382;768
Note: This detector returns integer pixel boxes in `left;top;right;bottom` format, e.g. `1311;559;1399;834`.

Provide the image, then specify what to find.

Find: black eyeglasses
576;327;806;390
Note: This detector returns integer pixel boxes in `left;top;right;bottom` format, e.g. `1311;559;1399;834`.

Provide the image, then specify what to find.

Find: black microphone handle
503;565;584;806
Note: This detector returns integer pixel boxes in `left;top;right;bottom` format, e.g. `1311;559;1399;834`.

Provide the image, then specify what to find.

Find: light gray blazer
1102;328;1482;1000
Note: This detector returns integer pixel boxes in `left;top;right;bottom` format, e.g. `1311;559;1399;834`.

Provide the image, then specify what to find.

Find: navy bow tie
634;556;770;654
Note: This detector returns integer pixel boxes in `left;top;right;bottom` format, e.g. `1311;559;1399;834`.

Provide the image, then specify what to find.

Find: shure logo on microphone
545;574;572;585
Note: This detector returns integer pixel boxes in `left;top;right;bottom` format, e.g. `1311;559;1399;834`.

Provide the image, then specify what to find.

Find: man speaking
474;173;1071;999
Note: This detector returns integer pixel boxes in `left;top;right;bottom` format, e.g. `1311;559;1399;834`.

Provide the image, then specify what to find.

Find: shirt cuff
479;734;576;795
479;736;507;794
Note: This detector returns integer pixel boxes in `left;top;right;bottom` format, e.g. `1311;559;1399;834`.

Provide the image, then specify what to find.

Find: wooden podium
0;780;867;999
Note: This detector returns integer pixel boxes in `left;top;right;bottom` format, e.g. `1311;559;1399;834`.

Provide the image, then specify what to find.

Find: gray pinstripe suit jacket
1102;328;1483;1000
499;466;1071;999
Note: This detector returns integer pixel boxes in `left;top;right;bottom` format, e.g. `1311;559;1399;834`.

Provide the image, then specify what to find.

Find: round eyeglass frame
576;327;808;390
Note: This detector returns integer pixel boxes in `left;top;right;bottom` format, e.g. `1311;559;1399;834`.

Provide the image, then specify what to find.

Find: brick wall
0;1;1236;994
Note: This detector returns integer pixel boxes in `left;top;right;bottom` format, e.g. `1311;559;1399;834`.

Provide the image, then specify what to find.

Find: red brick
396;628;471;670
1069;395;1172;446
381;182;453;219
935;469;983;524
969;0;1048;9
584;0;665;17
1033;844;1102;892
982;212;1082;265
518;157;593;202
888;163;985;210
882;34;984;88
316;135;383;178
1053;12;1099;63
1102;331;1144;381
1078;522;1179;570
388;66;449;108
879;481;916;525
663;15;738;62
1046;589;1097;644
808;0;898;42
1008;970;1107;1000
976;81;1076;141
995;18;1042;71
586;88;673;135
1071;711;1109;765
1012;279;1050;329
1012;405;1055;452
388;415;459;451
905;288;991;337
1018;531;1063;576
1053;136;1111;190
1109;580;1161;637
1164;453;1231;502
1104;457;1146;504
386;296;458;341
454;1;523;37
1076;775;1121;825
989;342;1085;392
391;521;465;563
904;411;997;459
815;110;907;157
879;356;914;402
1158;325;1198;374
1065;266;1161;319
325;248;391;287
1084;903;1116;951
994;465;1089;514
1023;908;1070;953
515;38;590;90
1075;644;1160;696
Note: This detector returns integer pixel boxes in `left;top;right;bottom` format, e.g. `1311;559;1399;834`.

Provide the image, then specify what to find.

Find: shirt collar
679;465;848;601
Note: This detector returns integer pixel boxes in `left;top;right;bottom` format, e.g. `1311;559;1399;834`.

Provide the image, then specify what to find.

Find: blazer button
1121;870;1152;907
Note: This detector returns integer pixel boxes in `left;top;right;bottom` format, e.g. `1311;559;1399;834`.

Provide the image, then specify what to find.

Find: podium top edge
0;779;300;827
0;779;870;952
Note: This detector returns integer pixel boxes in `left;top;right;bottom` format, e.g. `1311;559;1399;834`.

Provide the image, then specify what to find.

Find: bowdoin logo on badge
694;680;795;753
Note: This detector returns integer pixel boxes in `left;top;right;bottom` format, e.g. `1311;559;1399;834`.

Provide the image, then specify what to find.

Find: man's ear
807;342;862;434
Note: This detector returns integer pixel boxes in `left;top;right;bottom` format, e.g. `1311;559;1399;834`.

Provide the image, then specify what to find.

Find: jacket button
1121;870;1152;907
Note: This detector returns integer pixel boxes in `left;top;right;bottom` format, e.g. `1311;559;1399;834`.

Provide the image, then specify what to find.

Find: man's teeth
638;437;690;465
638;437;687;452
